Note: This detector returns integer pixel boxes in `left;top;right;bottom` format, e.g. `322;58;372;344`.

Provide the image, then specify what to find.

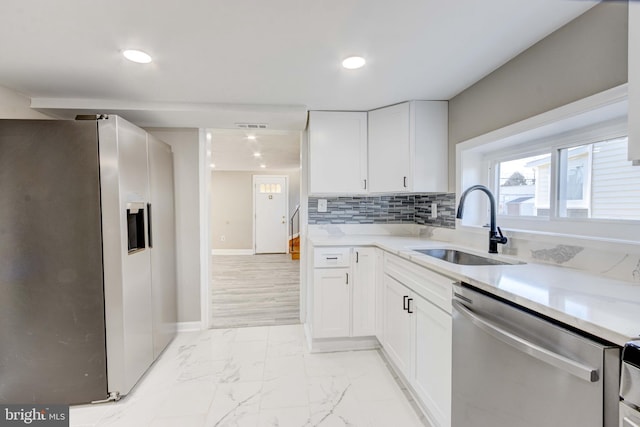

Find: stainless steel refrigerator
0;116;177;404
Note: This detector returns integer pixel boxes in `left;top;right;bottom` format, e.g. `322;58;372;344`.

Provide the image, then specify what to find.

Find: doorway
207;129;302;329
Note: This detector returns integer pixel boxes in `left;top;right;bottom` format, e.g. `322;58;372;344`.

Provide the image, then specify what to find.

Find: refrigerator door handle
147;203;153;248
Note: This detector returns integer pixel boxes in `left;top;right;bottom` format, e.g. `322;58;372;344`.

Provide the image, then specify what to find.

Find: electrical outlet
220;235;226;242
431;202;438;219
318;199;328;213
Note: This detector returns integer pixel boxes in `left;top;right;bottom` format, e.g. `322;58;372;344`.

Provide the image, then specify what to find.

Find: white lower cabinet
374;249;385;345
352;247;376;336
383;253;452;427
313;267;351;338
383;275;413;374
411;293;452;427
312;246;376;339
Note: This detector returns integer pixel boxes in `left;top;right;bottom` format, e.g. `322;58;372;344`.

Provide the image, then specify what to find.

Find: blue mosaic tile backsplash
308;193;456;228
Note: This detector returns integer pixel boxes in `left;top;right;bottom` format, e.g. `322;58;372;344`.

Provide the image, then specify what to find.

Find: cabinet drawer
314;247;351;268
384;253;453;313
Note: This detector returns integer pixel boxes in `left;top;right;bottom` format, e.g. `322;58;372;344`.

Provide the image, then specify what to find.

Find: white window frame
456;84;640;243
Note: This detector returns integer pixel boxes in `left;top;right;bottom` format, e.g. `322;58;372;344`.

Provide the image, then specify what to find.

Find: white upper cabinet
629;2;640;163
368;101;448;193
308;111;368;194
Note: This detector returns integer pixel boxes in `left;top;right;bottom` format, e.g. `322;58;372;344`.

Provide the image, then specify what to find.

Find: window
559;137;640;220
457;85;639;241
496;154;550;217
492;136;640;222
259;183;282;194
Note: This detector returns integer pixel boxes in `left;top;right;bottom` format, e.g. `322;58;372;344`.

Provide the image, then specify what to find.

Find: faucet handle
496;227;508;244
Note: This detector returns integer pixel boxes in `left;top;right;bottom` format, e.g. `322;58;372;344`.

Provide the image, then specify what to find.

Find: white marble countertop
309;234;640;347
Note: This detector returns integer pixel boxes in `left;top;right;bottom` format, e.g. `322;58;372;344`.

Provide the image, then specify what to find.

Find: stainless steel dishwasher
620;341;640;426
452;283;620;427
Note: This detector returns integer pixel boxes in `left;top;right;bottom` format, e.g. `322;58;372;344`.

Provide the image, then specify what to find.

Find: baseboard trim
176;321;203;332
212;249;255;255
306;334;380;353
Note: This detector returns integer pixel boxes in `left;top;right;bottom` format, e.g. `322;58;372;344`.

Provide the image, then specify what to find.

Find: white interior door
254;175;288;254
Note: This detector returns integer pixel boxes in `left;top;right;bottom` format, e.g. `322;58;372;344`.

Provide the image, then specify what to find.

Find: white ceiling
0;0;597;130
208;129;301;171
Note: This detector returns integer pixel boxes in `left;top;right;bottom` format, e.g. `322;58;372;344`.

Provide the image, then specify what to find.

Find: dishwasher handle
452;300;599;383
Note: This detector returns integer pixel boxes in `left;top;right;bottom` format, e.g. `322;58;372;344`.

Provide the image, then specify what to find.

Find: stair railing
290;204;300;253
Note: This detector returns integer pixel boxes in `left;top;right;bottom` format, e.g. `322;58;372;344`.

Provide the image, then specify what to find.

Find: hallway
210;254;300;328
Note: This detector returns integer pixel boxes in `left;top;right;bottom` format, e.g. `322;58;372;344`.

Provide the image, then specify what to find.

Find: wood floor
210;254;300;328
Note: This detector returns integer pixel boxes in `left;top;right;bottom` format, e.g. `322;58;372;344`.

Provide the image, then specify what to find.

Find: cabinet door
308;111;367;194
629;2;640;162
352;247;376;337
313;268;351;338
411;294;452;427
374;249;385;345
368;103;411;193
383;275;412;374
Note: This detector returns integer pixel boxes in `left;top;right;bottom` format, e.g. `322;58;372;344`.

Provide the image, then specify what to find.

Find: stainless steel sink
413;248;524;266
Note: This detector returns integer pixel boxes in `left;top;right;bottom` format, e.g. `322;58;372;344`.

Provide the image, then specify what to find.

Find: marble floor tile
260;376;309;409
361;398;426;427
69;324;429;427
263;355;306;381
258;407;311;427
149;414;206;427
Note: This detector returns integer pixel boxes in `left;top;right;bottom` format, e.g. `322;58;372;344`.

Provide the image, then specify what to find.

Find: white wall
0;85;52;119
146;128;201;323
211;169;301;250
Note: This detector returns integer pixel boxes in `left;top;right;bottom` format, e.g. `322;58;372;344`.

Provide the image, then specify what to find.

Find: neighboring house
522;137;640;220
497;184;536;216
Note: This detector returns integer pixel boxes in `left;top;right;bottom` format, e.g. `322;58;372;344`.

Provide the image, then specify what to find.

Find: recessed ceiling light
253;152;261;157
210;163;216;168
342;56;366;70
206;133;212;141
123;49;152;64
260;164;266;168
247;135;257;140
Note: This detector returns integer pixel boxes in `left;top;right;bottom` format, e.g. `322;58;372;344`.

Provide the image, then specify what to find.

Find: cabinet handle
325;257;338;260
356;251;359;263
403;295;409;311
346;273;349;285
363;179;367;190
403;176;407;188
407;298;413;314
147;203;153;248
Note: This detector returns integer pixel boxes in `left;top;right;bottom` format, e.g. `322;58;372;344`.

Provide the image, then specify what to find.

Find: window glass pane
559;137;640;220
497;154;551;217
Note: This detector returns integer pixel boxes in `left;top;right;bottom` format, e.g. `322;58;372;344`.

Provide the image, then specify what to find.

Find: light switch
318;199;328;213
431;202;438;219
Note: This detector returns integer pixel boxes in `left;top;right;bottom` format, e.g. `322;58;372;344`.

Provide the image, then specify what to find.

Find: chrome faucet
456;185;507;254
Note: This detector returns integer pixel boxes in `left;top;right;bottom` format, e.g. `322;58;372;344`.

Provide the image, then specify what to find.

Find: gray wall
146;128;201;324
211;169;300;250
0;85;52;119
448;2;628;189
